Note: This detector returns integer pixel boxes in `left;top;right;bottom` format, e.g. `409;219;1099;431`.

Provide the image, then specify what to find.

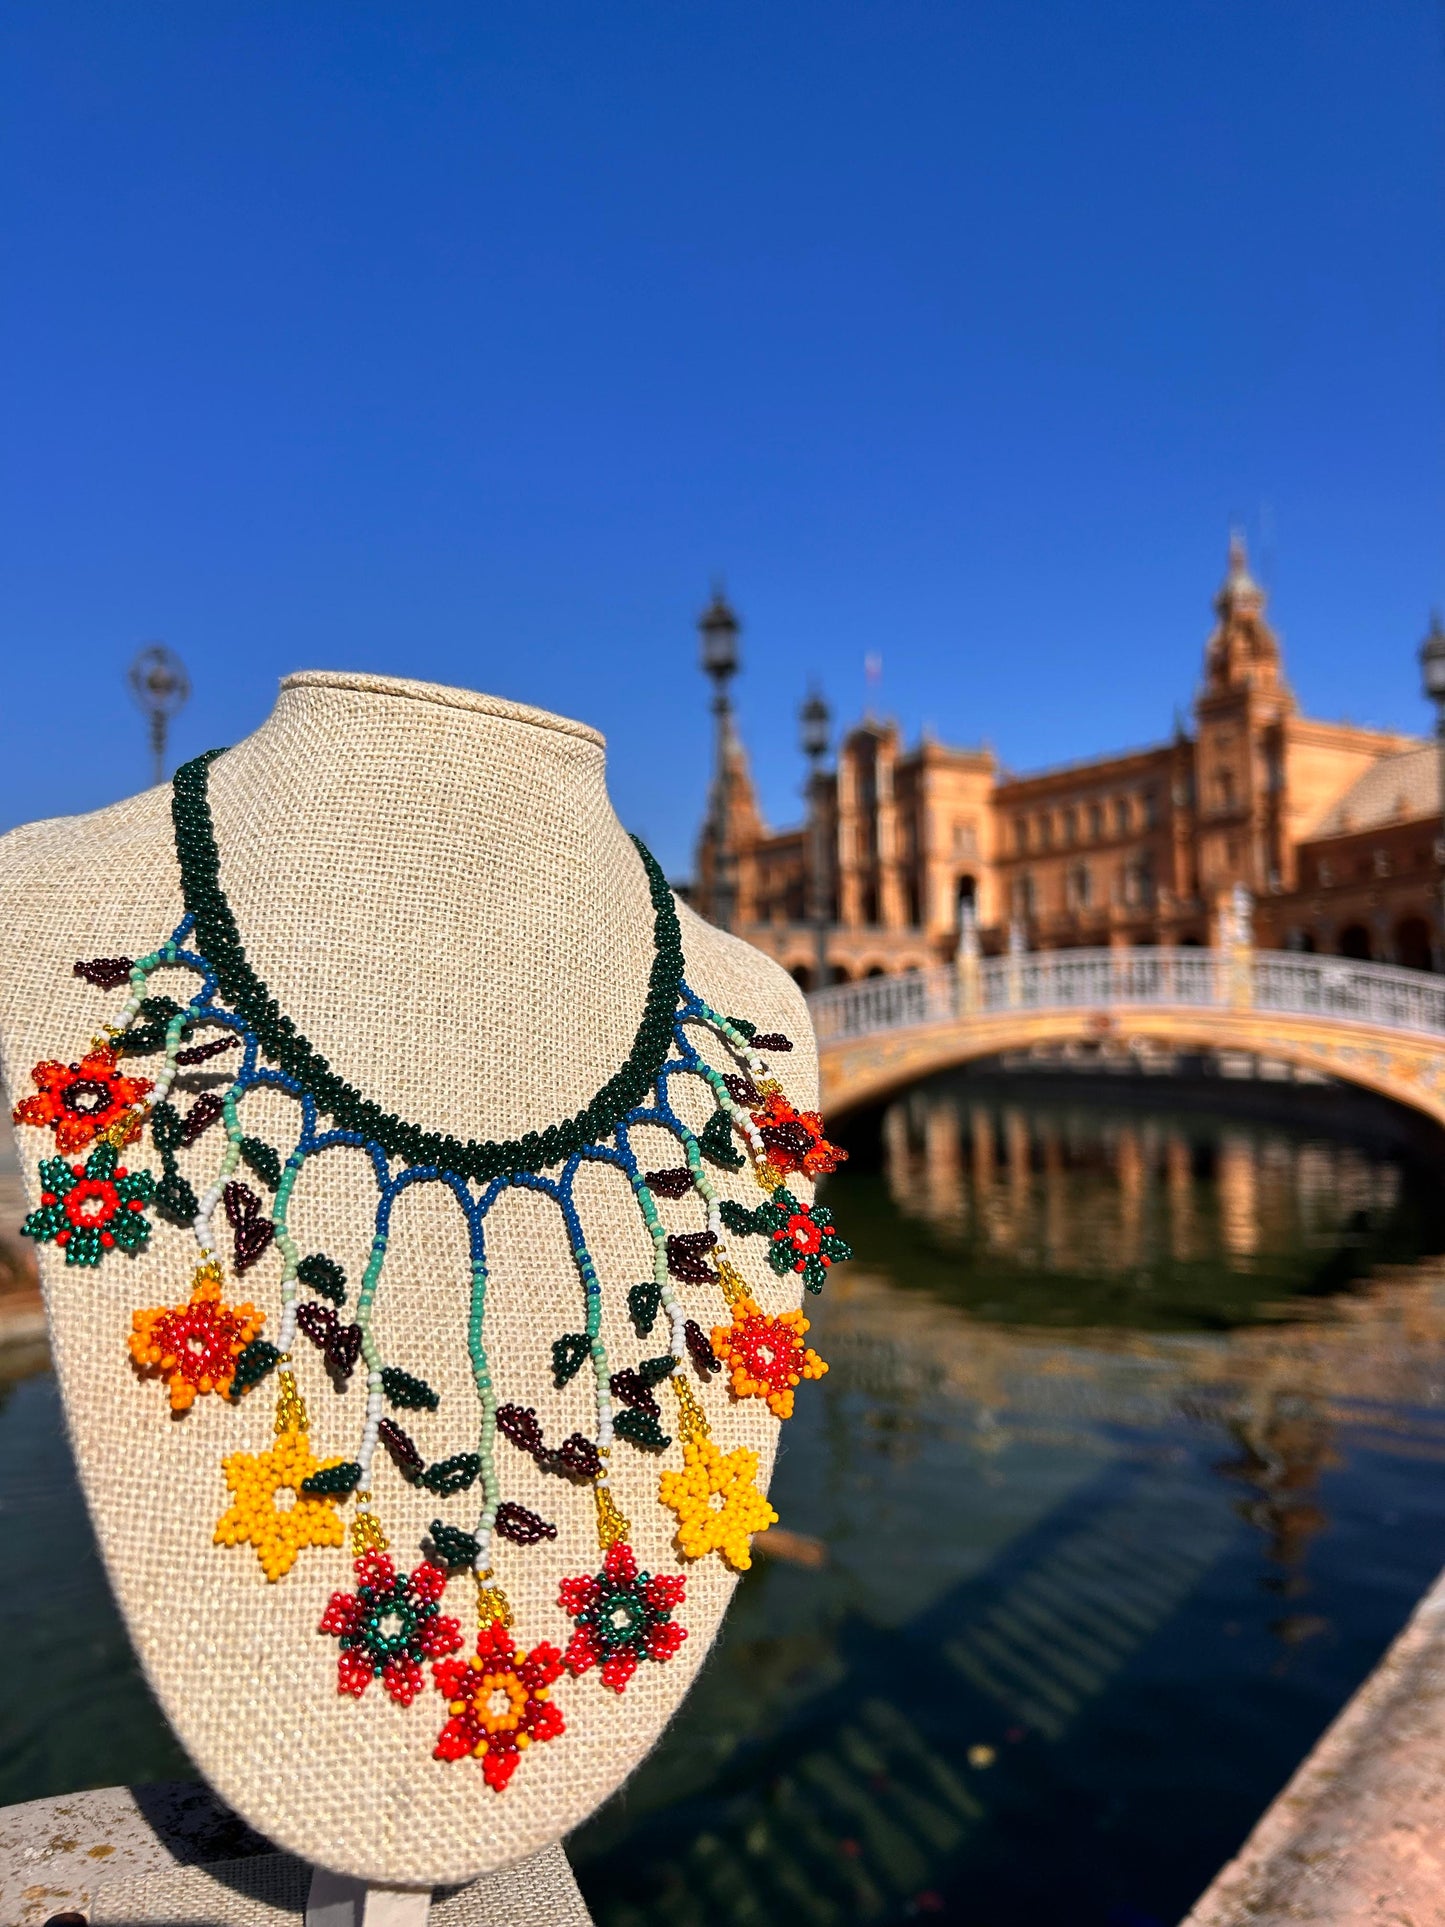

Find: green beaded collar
170;749;685;1181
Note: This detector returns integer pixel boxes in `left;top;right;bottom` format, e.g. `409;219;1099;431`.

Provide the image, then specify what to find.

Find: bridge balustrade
807;948;1445;1044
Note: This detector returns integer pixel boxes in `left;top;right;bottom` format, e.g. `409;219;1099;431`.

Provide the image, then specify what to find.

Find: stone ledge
1181;1562;1445;1926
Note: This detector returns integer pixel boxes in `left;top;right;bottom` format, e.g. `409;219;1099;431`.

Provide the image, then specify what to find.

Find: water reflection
569;1078;1445;1926
860;1080;1428;1333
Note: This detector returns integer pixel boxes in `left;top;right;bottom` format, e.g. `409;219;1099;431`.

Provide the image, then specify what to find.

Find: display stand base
306;1870;431;1927
0;1786;593;1926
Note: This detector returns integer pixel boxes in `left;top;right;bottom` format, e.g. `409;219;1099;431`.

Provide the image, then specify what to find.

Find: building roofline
1285;716;1426;750
997;738;1180;791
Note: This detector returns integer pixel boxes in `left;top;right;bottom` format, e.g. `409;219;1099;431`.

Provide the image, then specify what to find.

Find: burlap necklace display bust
0;672;832;1888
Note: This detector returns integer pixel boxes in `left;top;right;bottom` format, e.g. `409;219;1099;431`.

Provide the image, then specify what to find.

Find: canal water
4;1074;1445;1925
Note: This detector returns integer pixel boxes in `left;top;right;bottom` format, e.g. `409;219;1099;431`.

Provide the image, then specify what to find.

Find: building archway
789;963;814;992
1339;924;1372;960
864;966;887;980
1394;916;1433;972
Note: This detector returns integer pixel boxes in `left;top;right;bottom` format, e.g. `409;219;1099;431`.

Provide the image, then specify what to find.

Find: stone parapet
1180;1562;1445;1925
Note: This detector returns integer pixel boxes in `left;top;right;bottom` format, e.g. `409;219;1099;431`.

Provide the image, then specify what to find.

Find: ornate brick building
693;538;1444;982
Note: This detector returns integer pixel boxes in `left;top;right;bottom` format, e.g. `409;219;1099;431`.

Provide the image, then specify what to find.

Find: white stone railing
806;947;1445;1044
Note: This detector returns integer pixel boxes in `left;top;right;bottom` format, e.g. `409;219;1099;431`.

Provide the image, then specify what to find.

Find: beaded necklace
16;751;850;1790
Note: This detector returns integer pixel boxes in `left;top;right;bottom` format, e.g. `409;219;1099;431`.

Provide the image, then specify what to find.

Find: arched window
1338;924;1372;960
1394;916;1433;972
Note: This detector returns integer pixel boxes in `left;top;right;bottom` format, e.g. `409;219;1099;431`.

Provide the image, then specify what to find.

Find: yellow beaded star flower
658;1435;778;1571
214;1427;347;1581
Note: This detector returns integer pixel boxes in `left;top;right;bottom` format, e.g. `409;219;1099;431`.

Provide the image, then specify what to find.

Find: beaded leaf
301;1460;363;1497
231;1337;281;1399
698;1108;744;1172
614;1408;670;1451
298;1253;348;1306
239;1135;282;1190
551;1333;589;1387
73;955;134;991
627;1280;661;1336
120;995;186;1058
223;1181;274;1274
419;1453;481;1497
494;1501;557;1546
379;1415;424;1475
665;1230;716;1285
380;1364;437;1409
153;1166;200;1227
428;1520;481;1570
684;1317;722;1378
642;1166;692;1199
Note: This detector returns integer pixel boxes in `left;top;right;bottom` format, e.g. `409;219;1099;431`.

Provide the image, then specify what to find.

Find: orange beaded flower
750;1092;847;1181
13;1046;152;1153
129;1261;263;1411
711;1294;827;1421
433;1617;566;1790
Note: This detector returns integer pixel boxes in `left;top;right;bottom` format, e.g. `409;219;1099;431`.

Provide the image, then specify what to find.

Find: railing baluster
806;949;1445;1044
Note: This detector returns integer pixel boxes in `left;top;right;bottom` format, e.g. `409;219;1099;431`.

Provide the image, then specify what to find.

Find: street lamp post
798;687;832;991
127;644;191;787
1419;612;1445;967
699;591;741;932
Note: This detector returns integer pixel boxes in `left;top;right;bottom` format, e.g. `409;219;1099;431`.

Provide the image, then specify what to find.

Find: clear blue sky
2;2;1442;877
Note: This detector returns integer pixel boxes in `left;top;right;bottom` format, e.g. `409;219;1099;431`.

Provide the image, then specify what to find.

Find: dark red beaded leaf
494;1501;557;1546
644;1167;693;1199
74;958;133;991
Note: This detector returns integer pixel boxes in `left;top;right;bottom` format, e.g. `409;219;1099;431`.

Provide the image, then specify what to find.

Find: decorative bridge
808;946;1445;1127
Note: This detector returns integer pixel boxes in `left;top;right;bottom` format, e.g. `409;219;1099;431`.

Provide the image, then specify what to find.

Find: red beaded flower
750;1093;847;1180
711;1293;827;1421
558;1540;686;1693
433;1618;566;1789
22;1143;155;1267
319;1552;462;1706
128;1261;263;1410
719;1188;853;1294
13;1046;152;1153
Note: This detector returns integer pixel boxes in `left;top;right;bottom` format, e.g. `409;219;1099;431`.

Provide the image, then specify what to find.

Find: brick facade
693;538;1441;983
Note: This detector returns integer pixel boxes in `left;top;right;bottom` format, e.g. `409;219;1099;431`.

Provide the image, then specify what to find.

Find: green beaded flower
22;1141;156;1267
718;1187;851;1293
